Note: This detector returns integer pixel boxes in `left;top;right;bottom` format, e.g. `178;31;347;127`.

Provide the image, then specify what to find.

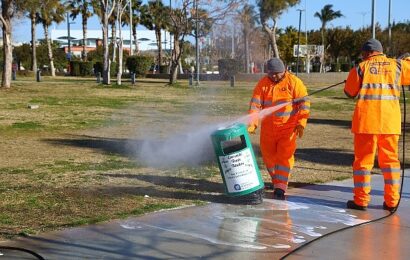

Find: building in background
50;29;172;57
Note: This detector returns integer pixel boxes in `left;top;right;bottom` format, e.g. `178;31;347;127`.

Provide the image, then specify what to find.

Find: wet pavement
1;171;410;259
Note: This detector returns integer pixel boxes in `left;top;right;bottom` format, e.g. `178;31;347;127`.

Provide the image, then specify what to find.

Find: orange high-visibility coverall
249;72;310;191
344;53;410;208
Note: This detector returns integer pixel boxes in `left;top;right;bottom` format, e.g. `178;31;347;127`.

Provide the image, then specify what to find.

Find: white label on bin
219;148;260;193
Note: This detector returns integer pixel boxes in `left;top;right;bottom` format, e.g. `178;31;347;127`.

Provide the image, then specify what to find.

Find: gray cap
362;38;383;53
267;58;285;73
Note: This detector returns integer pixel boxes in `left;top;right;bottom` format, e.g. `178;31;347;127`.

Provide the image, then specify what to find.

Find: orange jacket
248;72;310;133
344;54;410;134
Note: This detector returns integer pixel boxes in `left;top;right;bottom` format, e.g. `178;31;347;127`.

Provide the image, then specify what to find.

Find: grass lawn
0;74;409;239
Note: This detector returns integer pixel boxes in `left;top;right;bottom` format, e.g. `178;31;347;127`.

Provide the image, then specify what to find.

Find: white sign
219;148;260;193
293;45;324;57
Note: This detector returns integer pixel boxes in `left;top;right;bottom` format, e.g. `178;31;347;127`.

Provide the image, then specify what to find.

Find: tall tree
140;1;168;67
122;0;142;54
37;0;66;77
20;0;41;75
0;0;22;88
257;0;300;58
237;4;259;73
167;0;238;84
94;0;116;84
115;0;130;85
314;4;343;72
66;0;93;60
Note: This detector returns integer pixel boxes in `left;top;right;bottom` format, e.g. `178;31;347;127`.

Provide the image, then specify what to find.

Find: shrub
218;59;241;80
110;62;117;77
70;61;81;76
93;62;103;75
126;55;153;77
80;61;93;76
159;65;169;74
340;63;351;72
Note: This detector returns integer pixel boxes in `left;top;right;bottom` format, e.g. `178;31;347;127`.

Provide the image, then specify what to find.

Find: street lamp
371;0;376;39
195;0;200;85
66;13;73;61
296;9;304;76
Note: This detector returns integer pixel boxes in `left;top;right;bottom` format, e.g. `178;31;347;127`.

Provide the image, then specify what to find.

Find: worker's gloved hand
247;125;257;134
294;125;304;138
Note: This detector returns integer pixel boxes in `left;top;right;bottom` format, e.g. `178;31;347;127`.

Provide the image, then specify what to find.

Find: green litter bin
211;123;264;197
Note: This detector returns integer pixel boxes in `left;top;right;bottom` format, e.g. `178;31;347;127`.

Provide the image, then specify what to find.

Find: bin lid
211;123;246;139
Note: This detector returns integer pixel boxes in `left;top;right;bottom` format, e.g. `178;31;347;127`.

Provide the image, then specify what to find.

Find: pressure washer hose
0;246;45;259
280;83;407;260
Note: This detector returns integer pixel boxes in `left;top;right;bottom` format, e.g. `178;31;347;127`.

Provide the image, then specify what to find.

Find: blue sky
12;0;410;43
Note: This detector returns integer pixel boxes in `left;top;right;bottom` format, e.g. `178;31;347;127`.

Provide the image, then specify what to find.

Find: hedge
126;55;153;77
218;59;242;80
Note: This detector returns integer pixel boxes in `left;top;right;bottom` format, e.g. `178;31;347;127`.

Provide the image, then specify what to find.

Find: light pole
296;9;304;76
129;0;133;55
371;0;376;39
195;0;199;85
66;13;72;61
388;0;392;55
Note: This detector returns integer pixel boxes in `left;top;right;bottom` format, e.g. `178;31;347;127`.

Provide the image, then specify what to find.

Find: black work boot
346;200;367;211
383;202;398;213
273;188;285;200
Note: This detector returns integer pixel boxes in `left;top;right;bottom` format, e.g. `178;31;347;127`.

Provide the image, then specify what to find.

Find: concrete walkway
1;171;410;259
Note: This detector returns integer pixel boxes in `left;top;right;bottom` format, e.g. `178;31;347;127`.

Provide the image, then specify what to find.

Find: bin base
229;189;264;205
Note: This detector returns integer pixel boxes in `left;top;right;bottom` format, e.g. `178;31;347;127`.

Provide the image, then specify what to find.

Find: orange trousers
260;130;297;192
353;134;401;207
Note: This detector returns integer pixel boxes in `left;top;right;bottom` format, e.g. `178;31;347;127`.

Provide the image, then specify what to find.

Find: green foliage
70;61;81;76
258;0;300;21
13;43;32;70
159;65;169;73
110;62;118;77
277;26;306;64
35;40;68;72
93;62;103;74
70;61;93;76
126;55;153;76
218;59;242;80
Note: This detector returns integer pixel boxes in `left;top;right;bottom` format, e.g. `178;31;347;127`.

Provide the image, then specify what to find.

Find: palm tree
238;4;259;73
37;0;66;77
314;4;343;72
66;0;93;60
141;1;169;67
122;0;143;54
21;0;41;75
0;0;18;88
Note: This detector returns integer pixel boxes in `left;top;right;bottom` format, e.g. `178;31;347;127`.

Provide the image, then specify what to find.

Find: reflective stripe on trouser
353;134;401;207
262;131;297;192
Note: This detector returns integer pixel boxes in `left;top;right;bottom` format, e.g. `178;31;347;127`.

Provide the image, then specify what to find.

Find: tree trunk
320;27;325;73
1;18;12;88
102;13;110;84
30;12;37;74
117;39;123;85
43;24;55;77
244;30;250;73
262;21;279;58
155;27;162;66
82;17;88;60
169;34;180;84
111;23;117;62
132;26;139;54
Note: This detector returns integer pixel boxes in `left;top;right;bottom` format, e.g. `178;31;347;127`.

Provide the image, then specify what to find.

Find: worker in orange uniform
248;58;310;200
344;38;410;212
